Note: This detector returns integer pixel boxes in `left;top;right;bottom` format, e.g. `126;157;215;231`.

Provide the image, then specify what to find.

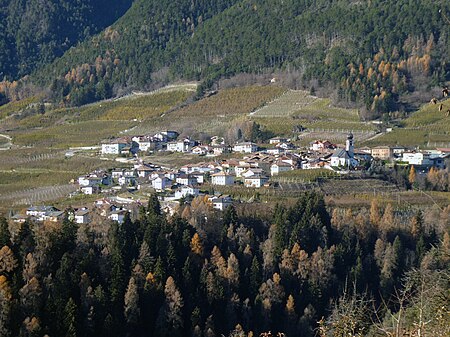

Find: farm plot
11;120;134;148
250;90;316;117
319;178;400;196
296;130;376;146
0;184;78;207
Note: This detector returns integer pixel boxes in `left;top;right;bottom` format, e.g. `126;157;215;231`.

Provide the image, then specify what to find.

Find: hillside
0;0;448;119
0;0;134;81
364;97;450;148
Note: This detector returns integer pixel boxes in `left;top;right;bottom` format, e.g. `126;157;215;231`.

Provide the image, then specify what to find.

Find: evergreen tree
0;217;11;247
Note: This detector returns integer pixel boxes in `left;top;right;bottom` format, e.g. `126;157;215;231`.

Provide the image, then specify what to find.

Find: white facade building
233;142;258;153
211;172;235;186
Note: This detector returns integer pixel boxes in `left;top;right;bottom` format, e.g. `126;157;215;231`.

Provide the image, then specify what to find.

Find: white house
211;171;235;185
74;209;90;224
233;142;258;153
211;196;233;211
175;186;200;199
176;174;197;186
192;146;211;155
118;176;136;186
167;138;196;152
132;136;159;152
81;185;101;195
244;175;269;188
269;137;288;144
402;152;433;166
235;165;251;177
109;209;128;224
26;206;60;219
270;162;292;176
310;140;335;152
78;176;102;187
102;140;128;155
191;172;206;184
241;168;265;178
136;165;153;178
267;148;283;155
152;176;172;190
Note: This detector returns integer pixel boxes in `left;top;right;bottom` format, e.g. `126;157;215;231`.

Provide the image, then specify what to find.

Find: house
78;176;102;187
211;171;235;186
26;206;60;219
11;214;27;223
269;137;288;144
241;168;265;178
176;174;197;186
371;146;392;160
402;152;434;167
211;196;233;211
132;136;159;152
233;142;258;153
270;162;292;176
310;140;336;152
330;133;358;168
118;176;136;186
191;171;206;184
101;139;129;155
235;164;251;177
109;209;128;224
167;138;196;152
392;146;406;156
244;175;269;188
42;211;65;222
155;130;179;141
192;145;211;155
135;165;153;178
81;185;101;195
152;176;172;190
175;185;200;199
74;209;90;224
267;148;283;155
212;145;231;156
276;142;295;150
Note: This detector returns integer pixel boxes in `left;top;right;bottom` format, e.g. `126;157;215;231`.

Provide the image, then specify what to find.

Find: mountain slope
0;0;134;79
2;0;450;118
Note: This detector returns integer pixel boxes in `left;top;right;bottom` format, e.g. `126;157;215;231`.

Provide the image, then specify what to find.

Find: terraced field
250;90;314;117
364;99;450;148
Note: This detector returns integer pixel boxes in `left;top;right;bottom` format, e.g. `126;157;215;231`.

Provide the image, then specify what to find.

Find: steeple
346;133;354;157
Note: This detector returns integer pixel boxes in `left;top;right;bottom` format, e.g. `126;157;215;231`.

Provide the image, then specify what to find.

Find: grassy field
363;98;450;148
250;91;377;136
131;85;286;136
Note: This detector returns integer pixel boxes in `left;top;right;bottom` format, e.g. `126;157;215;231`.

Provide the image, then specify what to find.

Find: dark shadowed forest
0;193;448;336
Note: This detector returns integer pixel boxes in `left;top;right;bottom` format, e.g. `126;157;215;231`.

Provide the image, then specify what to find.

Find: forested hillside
0;194;448;336
0;0;134;80
0;0;449;118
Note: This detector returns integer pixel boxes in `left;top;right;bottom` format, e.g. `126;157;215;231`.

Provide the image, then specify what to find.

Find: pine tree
0;217;11;247
0;275;12;337
63;297;77;337
159;276;184;336
124;277;140;327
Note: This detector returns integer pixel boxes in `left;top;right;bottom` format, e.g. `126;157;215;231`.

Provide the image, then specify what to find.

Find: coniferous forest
0;0;449;119
0;193;448;337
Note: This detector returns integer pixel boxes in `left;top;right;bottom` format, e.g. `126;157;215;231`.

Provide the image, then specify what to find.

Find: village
11;129;450;226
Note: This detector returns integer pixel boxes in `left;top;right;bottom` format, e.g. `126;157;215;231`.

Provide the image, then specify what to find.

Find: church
330;133;359;168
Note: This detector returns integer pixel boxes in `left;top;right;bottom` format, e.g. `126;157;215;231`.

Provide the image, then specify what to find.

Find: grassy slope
364;98;450;147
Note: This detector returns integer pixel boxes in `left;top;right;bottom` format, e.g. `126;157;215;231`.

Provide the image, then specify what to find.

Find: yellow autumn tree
190;233;203;256
409;165;416;185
